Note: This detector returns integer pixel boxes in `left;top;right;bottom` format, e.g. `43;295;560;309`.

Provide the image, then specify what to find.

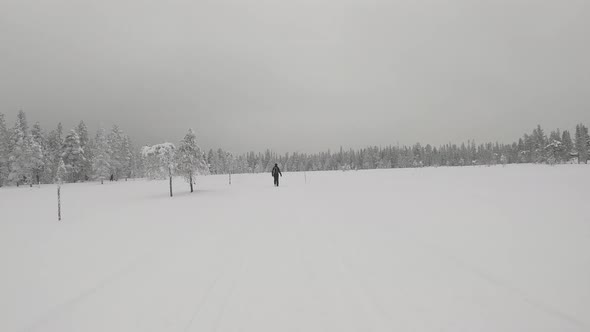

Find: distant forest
0;110;588;186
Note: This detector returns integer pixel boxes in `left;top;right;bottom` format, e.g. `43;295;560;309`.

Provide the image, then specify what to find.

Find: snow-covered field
1;165;589;332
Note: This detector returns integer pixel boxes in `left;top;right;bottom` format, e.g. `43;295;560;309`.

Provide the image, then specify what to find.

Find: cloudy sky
1;0;589;153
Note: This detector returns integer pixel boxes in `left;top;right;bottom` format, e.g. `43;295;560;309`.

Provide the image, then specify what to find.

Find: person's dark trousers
274;175;279;186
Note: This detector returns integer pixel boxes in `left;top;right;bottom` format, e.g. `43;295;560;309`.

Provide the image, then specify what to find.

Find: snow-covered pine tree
30;123;45;149
530;125;546;163
77;121;89;150
30;122;49;184
8;113;33;186
142;143;176;197
254;160;264;173
55;158;67;183
92;128;111;184
29;139;45;186
216;149;226;174
61;129;85;182
46;123;64;182
545;130;563;164
575;124;589;164
561;130;574;162
224;151;236;178
76;121;93;181
107;125;124;180
234;155;249;174
15;110;29;134
177;129;209;192
132;148;144;178
545;140;562;165
0;113;10;187
120;135;133;180
207;149;219;174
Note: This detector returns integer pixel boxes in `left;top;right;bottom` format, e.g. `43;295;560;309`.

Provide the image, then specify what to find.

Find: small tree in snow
55;158;67;221
177;129;209;192
142;143;176;197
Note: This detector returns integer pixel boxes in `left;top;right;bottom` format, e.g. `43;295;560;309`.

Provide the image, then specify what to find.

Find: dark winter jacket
271;165;282;177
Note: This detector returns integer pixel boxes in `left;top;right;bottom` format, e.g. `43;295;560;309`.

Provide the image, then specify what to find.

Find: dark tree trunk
169;168;173;197
189;174;194;193
57;185;61;221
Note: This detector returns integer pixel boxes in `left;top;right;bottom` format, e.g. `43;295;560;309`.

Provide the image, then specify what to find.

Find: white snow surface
1;165;589;332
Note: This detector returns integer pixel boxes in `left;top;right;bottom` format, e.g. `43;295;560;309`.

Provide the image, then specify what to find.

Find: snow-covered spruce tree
46;123;64;182
120;135;133;180
107;125;124;180
227;152;236;175
30;122;51;184
531;125;547;163
92;128;111;184
61;129;86;182
545;139;563;165
218;149;232;174
0;113;10;187
575;124;589;164
561;130;574;162
235;155;249;174
77;121;93;181
29;139;45;186
254;160;264;173
132;148;145;178
15;110;29;134
177;129;209;192
8;114;32;186
55;158;67;182
207;149;219;174
217;149;226;173
142;143;176;197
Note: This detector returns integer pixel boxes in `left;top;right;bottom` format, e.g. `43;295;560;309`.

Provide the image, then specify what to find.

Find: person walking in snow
271;163;282;187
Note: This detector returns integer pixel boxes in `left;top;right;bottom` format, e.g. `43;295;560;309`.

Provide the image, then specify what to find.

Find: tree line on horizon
0;110;589;188
207;124;590;174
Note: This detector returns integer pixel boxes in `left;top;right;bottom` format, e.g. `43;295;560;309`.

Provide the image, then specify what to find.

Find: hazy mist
2;0;589;152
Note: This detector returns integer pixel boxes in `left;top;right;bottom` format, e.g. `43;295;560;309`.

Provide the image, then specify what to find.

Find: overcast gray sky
1;0;589;153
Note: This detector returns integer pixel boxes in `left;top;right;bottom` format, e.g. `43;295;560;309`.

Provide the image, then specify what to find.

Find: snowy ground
1;164;589;332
